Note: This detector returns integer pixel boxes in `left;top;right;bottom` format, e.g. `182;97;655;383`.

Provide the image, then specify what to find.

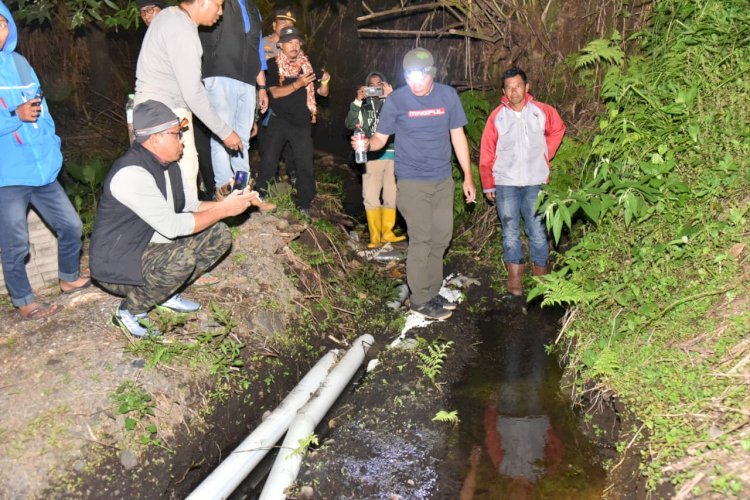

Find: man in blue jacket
0;2;90;320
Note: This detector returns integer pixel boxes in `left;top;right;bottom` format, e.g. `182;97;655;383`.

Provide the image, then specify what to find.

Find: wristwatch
257;85;267;91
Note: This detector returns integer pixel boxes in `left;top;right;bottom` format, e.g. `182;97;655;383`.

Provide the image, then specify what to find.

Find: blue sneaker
159;294;201;313
113;308;161;338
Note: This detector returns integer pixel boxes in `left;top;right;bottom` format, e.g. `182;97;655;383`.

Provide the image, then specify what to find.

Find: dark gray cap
278;27;303;44
133;100;180;143
136;0;166;10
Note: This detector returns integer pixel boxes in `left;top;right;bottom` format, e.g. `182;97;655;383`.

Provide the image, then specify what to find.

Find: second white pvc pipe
260;334;375;500
187;350;339;500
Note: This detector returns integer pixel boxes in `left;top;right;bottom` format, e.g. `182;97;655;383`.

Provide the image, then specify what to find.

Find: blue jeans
0;182;83;306
204;76;256;187
495;185;548;267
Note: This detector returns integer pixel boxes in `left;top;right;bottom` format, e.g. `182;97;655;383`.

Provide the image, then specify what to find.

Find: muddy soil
0;204;310;498
287;281;621;500
1;154;645;500
291;280;480;499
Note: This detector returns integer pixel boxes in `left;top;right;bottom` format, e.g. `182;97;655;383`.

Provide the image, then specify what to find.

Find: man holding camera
345;72;405;248
255;27;329;216
0;3;90;320
90;101;258;338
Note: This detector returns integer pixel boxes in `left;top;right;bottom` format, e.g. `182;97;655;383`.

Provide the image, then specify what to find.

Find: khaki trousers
362;158;397;210
396;178;454;306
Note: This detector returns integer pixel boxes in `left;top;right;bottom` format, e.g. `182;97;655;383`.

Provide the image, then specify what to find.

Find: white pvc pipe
187;350;340;500
260;334;375;500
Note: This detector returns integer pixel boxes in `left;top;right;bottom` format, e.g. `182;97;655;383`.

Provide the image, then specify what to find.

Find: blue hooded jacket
0;1;62;187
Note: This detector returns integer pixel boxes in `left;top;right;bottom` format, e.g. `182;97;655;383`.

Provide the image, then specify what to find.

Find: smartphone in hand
32;89;44;107
232;170;249;191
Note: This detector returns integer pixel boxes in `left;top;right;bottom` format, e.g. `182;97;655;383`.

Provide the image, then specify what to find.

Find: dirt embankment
0;209;310;498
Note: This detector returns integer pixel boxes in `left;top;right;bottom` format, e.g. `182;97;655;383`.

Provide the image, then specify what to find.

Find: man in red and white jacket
479;67;565;296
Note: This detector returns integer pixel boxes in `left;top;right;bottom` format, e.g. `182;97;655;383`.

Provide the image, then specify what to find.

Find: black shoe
433;294;457;310
410;297;452;320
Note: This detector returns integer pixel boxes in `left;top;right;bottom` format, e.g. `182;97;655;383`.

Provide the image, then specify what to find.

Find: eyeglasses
160;131;183;139
139;6;159;15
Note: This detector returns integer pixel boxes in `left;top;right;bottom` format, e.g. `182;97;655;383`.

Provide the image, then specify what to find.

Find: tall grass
534;0;750;493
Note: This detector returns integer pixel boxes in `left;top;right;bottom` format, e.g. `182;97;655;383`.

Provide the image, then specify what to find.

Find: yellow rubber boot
365;209;382;248
381;207;406;243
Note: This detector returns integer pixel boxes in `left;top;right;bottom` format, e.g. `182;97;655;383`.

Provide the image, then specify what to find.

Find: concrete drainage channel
187;334;374;500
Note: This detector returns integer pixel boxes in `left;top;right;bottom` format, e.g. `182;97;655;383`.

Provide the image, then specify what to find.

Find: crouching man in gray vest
90;100;257;338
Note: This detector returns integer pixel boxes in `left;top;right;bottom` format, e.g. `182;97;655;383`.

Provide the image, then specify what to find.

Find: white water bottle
353;125;367;164
125;94;135;144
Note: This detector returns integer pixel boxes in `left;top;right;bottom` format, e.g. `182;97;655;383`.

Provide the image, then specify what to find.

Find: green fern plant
584;348;621;379
574;32;625;69
459;90;493;150
527;271;601;306
417;339;454;386
433;410;460;425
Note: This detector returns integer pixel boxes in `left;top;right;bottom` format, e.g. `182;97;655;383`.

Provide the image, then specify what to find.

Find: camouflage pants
98;223;231;313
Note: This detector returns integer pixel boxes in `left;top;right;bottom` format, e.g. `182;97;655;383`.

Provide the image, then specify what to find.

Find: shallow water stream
446;300;606;498
225;298;606;499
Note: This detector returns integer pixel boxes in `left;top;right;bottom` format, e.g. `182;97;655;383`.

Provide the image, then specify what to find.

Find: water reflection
452;303;604;499
486;318;562;484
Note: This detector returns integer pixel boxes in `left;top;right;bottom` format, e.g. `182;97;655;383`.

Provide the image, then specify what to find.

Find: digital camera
364;86;384;98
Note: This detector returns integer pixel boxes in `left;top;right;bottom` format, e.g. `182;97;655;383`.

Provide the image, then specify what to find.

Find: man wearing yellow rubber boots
345;71;405;248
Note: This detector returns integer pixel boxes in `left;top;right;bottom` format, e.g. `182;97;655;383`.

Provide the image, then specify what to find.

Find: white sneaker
113;308;161;338
159;294;201;313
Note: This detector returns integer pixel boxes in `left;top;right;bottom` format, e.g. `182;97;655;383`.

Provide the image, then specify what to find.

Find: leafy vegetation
10;0;141;29
127;304;245;382
416;337;454;387
110;380;166;449
526;0;750;493
432;410;460;426
62;156;111;237
288;433;319;459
